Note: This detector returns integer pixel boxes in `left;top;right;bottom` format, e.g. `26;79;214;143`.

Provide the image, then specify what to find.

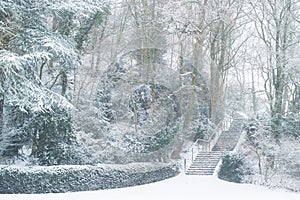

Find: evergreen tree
0;0;108;165
218;154;248;183
95;83;115;135
31;99;90;165
1;105;31;157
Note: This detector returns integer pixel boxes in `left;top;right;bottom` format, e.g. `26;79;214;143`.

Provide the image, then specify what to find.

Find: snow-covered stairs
186;115;244;176
186;151;222;175
212;117;244;151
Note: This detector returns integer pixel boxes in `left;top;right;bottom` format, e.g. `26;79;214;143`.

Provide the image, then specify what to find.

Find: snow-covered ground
1;173;299;200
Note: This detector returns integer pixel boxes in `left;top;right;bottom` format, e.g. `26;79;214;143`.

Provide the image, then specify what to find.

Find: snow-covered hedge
0;162;179;194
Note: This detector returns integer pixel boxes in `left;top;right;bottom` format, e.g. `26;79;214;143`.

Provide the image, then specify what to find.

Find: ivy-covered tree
31;100;91;166
95;84;115;135
0;0;108;165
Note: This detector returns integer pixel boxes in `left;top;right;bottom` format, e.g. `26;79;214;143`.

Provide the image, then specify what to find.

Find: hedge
0;162;179;194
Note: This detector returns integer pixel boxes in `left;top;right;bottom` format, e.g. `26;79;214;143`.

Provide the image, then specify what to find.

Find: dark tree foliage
245;112;300;141
218;154;249;183
141;118;181;153
94;84;115;135
193;105;212;141
0;106;31;157
127;83;180;153
0;0;108;165
129;84;179;126
0;91;92;165
32;105;91;165
94;53;182;156
280;113;300;138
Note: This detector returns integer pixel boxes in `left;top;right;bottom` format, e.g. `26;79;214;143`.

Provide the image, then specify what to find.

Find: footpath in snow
1;173;300;200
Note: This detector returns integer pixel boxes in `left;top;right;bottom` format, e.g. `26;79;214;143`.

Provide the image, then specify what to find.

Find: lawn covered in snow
1;173;299;200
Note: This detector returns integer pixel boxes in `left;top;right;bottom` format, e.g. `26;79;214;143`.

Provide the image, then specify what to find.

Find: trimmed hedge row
0;162;179;194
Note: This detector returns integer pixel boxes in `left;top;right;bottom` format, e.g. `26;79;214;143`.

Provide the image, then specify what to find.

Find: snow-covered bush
280;112;300;138
218;153;249;183
79;55;183;163
0;162;179;194
32;106;92;166
192;104;213;141
0;93;92;166
241;114;300;191
0;0;109;166
94;83;115;134
0;105;32;158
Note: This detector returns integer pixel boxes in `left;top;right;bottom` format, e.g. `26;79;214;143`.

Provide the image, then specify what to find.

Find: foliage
280;113;300;138
94;84;114;135
143;119;181;153
0;88;92;165
77;51;184;163
218;153;248;183
0;0;109;96
0;0;109;165
0;162;179;194
241;114;300;191
192;104;213;141
0;105;31;157
30;101;91;166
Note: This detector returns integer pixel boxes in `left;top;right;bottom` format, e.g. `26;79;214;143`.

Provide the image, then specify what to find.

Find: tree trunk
210;59;223;125
251;64;257;114
0;99;3;136
209;25;225;125
61;70;68;97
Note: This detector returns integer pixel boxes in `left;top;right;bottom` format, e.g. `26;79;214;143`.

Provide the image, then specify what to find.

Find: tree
0;0;108;165
208;0;244;124
243;115;300;190
249;0;300;138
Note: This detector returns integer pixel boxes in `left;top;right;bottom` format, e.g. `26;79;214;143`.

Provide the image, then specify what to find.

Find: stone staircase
186;115;244;176
212;117;244;151
186;151;222;175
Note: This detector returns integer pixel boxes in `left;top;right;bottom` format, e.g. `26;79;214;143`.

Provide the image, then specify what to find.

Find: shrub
0;162;179;194
218;153;248;183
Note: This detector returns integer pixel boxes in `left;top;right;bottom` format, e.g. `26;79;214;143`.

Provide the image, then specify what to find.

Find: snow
1;173;299;200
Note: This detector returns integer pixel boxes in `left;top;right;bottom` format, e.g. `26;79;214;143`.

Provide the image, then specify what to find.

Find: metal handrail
196;121;223;152
184;115;233;172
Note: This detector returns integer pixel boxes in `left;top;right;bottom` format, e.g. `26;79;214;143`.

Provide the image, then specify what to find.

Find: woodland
0;0;300;192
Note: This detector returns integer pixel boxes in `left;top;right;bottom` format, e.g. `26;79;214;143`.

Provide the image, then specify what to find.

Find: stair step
195;156;221;159
186;170;215;173
191;160;218;163
190;163;218;166
186;170;215;175
193;161;219;163
188;170;215;173
187;170;215;172
194;152;221;156
188;168;216;170
187;172;214;175
192;160;220;163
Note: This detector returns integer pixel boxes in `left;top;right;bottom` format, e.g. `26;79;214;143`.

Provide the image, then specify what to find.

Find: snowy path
1;174;299;200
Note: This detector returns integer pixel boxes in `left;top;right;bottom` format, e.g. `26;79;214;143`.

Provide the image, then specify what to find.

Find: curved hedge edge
0;162;179;194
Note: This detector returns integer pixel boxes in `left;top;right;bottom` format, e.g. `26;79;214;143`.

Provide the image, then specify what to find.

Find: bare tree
249;0;300;138
208;0;243;124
